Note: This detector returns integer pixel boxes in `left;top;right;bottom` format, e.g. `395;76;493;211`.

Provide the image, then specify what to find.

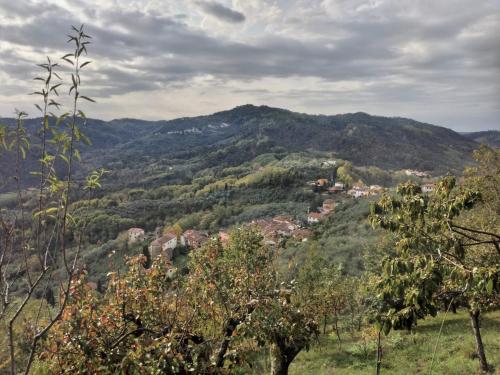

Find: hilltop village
124;169;436;269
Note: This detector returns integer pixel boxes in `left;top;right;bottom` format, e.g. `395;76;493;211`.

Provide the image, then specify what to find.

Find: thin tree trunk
376;330;382;375
333;309;342;347
469;310;489;372
9;321;15;375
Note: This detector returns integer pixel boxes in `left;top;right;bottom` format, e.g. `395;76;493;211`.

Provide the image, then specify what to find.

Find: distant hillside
462;130;500;148
0;105;481;191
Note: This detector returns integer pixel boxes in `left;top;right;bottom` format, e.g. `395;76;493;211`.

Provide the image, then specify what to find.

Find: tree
251;284;318;375
337;162;354;187
40;257;214;374
369;155;499;372
186;227;274;370
0;25;104;374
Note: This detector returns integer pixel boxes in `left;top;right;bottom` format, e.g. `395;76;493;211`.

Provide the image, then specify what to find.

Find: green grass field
290;310;500;375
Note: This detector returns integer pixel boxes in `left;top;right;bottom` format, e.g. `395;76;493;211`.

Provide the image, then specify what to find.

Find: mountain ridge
0;104;492;192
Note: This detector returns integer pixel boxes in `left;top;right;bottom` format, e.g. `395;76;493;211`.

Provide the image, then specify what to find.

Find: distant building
307;212;322;224
405;169;429;178
183;229;208;249
249;216;303;246
316;178;329;187
127;228;145;244
347;187;369;198
148;238;163;259
148;232;183;261
321;160;337;167
421;183;436;193
161;232;178;260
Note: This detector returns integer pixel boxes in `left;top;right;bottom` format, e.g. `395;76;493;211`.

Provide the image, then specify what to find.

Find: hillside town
124;172;438;269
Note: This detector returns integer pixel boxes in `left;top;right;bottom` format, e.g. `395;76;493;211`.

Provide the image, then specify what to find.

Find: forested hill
462;130;500;148
0;105;480;191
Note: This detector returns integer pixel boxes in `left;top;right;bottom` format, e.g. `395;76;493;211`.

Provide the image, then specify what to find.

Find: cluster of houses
310;178;346;194
126;215;314;263
127;227;210;261
347;184;384;198
405;169;430;178
310;176;385;200
250;215;312;246
404;170;437;193
164;122;232;136
148;229;211;260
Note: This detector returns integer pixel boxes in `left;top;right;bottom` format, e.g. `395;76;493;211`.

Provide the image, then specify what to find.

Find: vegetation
289;310;500;375
369;146;499;372
0;25;498;375
0;26;105;374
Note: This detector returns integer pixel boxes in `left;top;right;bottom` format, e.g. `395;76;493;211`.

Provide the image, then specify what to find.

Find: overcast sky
0;0;499;131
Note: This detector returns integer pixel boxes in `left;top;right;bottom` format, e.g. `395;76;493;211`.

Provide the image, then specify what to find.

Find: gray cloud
0;0;498;131
195;1;245;23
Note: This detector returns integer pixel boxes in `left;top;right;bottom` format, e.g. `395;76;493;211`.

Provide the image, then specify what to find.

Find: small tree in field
0;25;104;374
369;148;499;372
186;228;275;370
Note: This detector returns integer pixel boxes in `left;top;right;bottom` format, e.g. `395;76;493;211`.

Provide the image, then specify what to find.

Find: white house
148;232;185;261
421;183;436;193
161;233;178;260
347;187;369;198
307;212;322;224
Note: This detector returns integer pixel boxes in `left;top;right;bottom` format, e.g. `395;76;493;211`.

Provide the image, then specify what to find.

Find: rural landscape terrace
0;1;499;375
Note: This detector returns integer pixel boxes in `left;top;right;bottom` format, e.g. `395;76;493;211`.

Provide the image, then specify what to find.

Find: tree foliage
369;147;499;371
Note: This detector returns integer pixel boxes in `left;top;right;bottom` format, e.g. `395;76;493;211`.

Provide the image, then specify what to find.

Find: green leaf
60;153;69;165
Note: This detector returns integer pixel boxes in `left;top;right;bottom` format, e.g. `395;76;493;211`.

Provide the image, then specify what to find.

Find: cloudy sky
0;0;499;131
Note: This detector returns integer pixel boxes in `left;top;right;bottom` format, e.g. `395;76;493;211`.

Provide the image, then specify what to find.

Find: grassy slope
290;310;500;375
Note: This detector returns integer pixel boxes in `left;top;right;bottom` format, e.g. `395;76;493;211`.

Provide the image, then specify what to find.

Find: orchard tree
186;228;274;370
250;281;319;375
39;256;214;374
187;227;320;374
369;149;499;372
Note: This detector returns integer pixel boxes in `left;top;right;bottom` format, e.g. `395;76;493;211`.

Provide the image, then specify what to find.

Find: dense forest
0;26;499;375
